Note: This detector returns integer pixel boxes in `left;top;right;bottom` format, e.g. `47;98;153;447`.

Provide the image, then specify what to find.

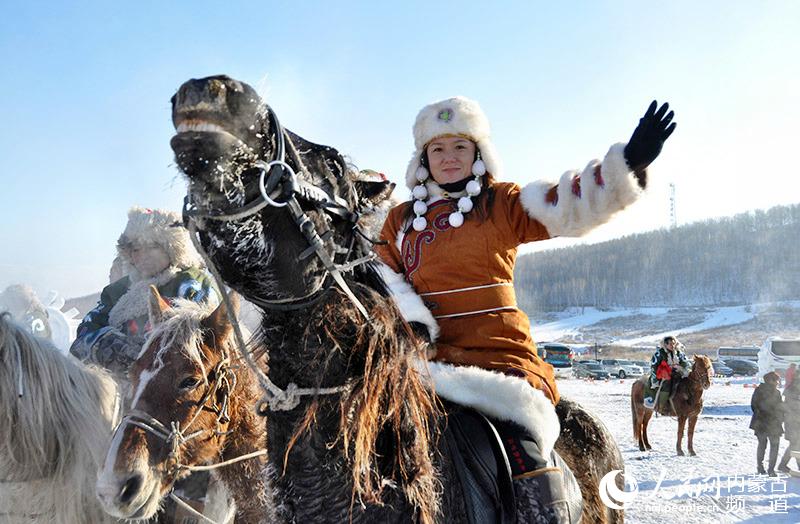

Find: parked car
723;358;759;376
598;359;644;379
573;362;610;380
710;360;734;377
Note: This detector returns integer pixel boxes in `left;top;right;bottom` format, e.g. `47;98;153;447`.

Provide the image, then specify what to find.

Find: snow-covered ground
531;301;800;350
560;376;800;523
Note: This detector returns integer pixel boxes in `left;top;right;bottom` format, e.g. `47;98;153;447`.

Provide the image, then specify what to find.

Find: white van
757;338;800;378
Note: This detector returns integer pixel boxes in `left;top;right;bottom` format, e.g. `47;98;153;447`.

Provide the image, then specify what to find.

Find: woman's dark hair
402;147;496;229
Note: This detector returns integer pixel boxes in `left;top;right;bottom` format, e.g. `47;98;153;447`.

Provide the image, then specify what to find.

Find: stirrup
643;397;655;410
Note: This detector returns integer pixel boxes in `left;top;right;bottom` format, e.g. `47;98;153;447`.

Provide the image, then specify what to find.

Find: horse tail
631;382;639;440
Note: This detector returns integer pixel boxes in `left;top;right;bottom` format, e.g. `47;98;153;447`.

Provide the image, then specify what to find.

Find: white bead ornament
448;212;464;228
413;216;427;231
471;159;486;177
457;196;473;213
466;179;482;196
415;166;429;182
412;184;428;200
413;200;428;215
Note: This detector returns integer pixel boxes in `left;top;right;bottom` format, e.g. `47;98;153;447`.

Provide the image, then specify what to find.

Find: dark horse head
170;76;443;521
171;74;392;307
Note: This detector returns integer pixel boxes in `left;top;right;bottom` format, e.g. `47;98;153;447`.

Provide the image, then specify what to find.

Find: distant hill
65;292;101;317
515;202;800;311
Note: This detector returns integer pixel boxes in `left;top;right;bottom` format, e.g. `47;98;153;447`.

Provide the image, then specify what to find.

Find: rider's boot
496;420;583;524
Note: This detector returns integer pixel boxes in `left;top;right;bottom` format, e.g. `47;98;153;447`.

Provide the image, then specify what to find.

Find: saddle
443;405;516;524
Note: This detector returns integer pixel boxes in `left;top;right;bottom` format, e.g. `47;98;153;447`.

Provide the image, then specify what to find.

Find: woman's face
426;135;476;185
129;244;170;278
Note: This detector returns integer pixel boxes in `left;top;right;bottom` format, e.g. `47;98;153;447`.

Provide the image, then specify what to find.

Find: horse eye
179;377;201;390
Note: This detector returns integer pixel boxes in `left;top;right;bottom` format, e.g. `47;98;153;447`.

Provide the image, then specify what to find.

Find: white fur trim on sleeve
520;142;643;238
375;262;439;341
416;360;560;457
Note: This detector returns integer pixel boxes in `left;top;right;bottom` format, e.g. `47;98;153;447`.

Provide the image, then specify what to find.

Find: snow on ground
614;305;757;346
534;307;669;342
533;301;800;348
560;376;800;523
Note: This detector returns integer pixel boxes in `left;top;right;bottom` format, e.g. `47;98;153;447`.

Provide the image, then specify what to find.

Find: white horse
0;313;120;523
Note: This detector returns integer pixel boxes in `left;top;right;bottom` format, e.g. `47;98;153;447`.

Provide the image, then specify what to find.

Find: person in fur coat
70;207;217;375
778;378;800;473
643;335;691;410
376;96;675;523
750;371;784;476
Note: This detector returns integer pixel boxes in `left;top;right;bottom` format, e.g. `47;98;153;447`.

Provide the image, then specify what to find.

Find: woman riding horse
377;96;676;522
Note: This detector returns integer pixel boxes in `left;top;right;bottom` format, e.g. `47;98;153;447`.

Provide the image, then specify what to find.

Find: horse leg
632;398;646;451
676;415;686;456
687;415;698;456
642;410;653;451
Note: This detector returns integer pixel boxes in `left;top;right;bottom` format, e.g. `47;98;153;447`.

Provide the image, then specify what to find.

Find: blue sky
1;1;798;298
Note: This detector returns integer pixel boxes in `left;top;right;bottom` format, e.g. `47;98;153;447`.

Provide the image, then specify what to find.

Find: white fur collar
108;267;180;330
417;360;560;457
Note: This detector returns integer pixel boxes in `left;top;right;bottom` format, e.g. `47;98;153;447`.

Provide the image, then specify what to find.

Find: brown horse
96;288;272;523
631;354;714;455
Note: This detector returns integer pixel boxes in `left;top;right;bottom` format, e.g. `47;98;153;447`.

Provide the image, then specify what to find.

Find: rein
182;105;374;319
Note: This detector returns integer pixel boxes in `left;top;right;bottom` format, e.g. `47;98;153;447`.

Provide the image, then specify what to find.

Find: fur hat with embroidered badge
116;207;202;277
405;96;502;231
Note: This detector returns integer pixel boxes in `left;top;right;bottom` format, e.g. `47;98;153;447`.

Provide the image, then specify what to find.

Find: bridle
119;355;256;477
180;103;359;412
182;104;374;319
119;354;267;524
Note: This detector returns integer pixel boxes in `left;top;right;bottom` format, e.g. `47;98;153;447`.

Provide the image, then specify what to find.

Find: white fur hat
405;96;502;189
117;207;203;271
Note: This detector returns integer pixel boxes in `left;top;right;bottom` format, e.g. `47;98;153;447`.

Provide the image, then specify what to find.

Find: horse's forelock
143;300;217;380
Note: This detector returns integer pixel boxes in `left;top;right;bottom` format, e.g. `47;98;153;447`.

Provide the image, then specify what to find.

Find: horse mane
284;265;441;523
0;313;119;523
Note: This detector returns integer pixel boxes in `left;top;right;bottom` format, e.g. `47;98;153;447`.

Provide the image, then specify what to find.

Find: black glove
624;100;676;173
92;329;143;373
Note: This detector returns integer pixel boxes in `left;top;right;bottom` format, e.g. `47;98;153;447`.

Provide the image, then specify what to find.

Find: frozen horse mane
0;313;120;523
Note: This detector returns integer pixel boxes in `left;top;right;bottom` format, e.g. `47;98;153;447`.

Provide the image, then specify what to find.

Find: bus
757;339;800;378
717;346;760;362
540;342;575;379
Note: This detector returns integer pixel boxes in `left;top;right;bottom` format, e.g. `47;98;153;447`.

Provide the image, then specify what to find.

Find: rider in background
70;207;217;377
643;336;690;410
0;284;52;341
376;96;675;522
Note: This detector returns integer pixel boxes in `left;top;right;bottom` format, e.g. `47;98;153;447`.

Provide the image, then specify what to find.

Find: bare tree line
515;203;800;310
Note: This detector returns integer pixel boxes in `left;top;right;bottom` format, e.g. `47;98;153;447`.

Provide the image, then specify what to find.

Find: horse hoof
677;450;684;456
689;451;696;457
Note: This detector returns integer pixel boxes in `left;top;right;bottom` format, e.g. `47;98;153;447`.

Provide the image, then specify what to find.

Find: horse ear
354;176;396;207
203;293;239;339
148;285;172;325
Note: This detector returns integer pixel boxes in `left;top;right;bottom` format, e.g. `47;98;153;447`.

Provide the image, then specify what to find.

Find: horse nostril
119;473;143;505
